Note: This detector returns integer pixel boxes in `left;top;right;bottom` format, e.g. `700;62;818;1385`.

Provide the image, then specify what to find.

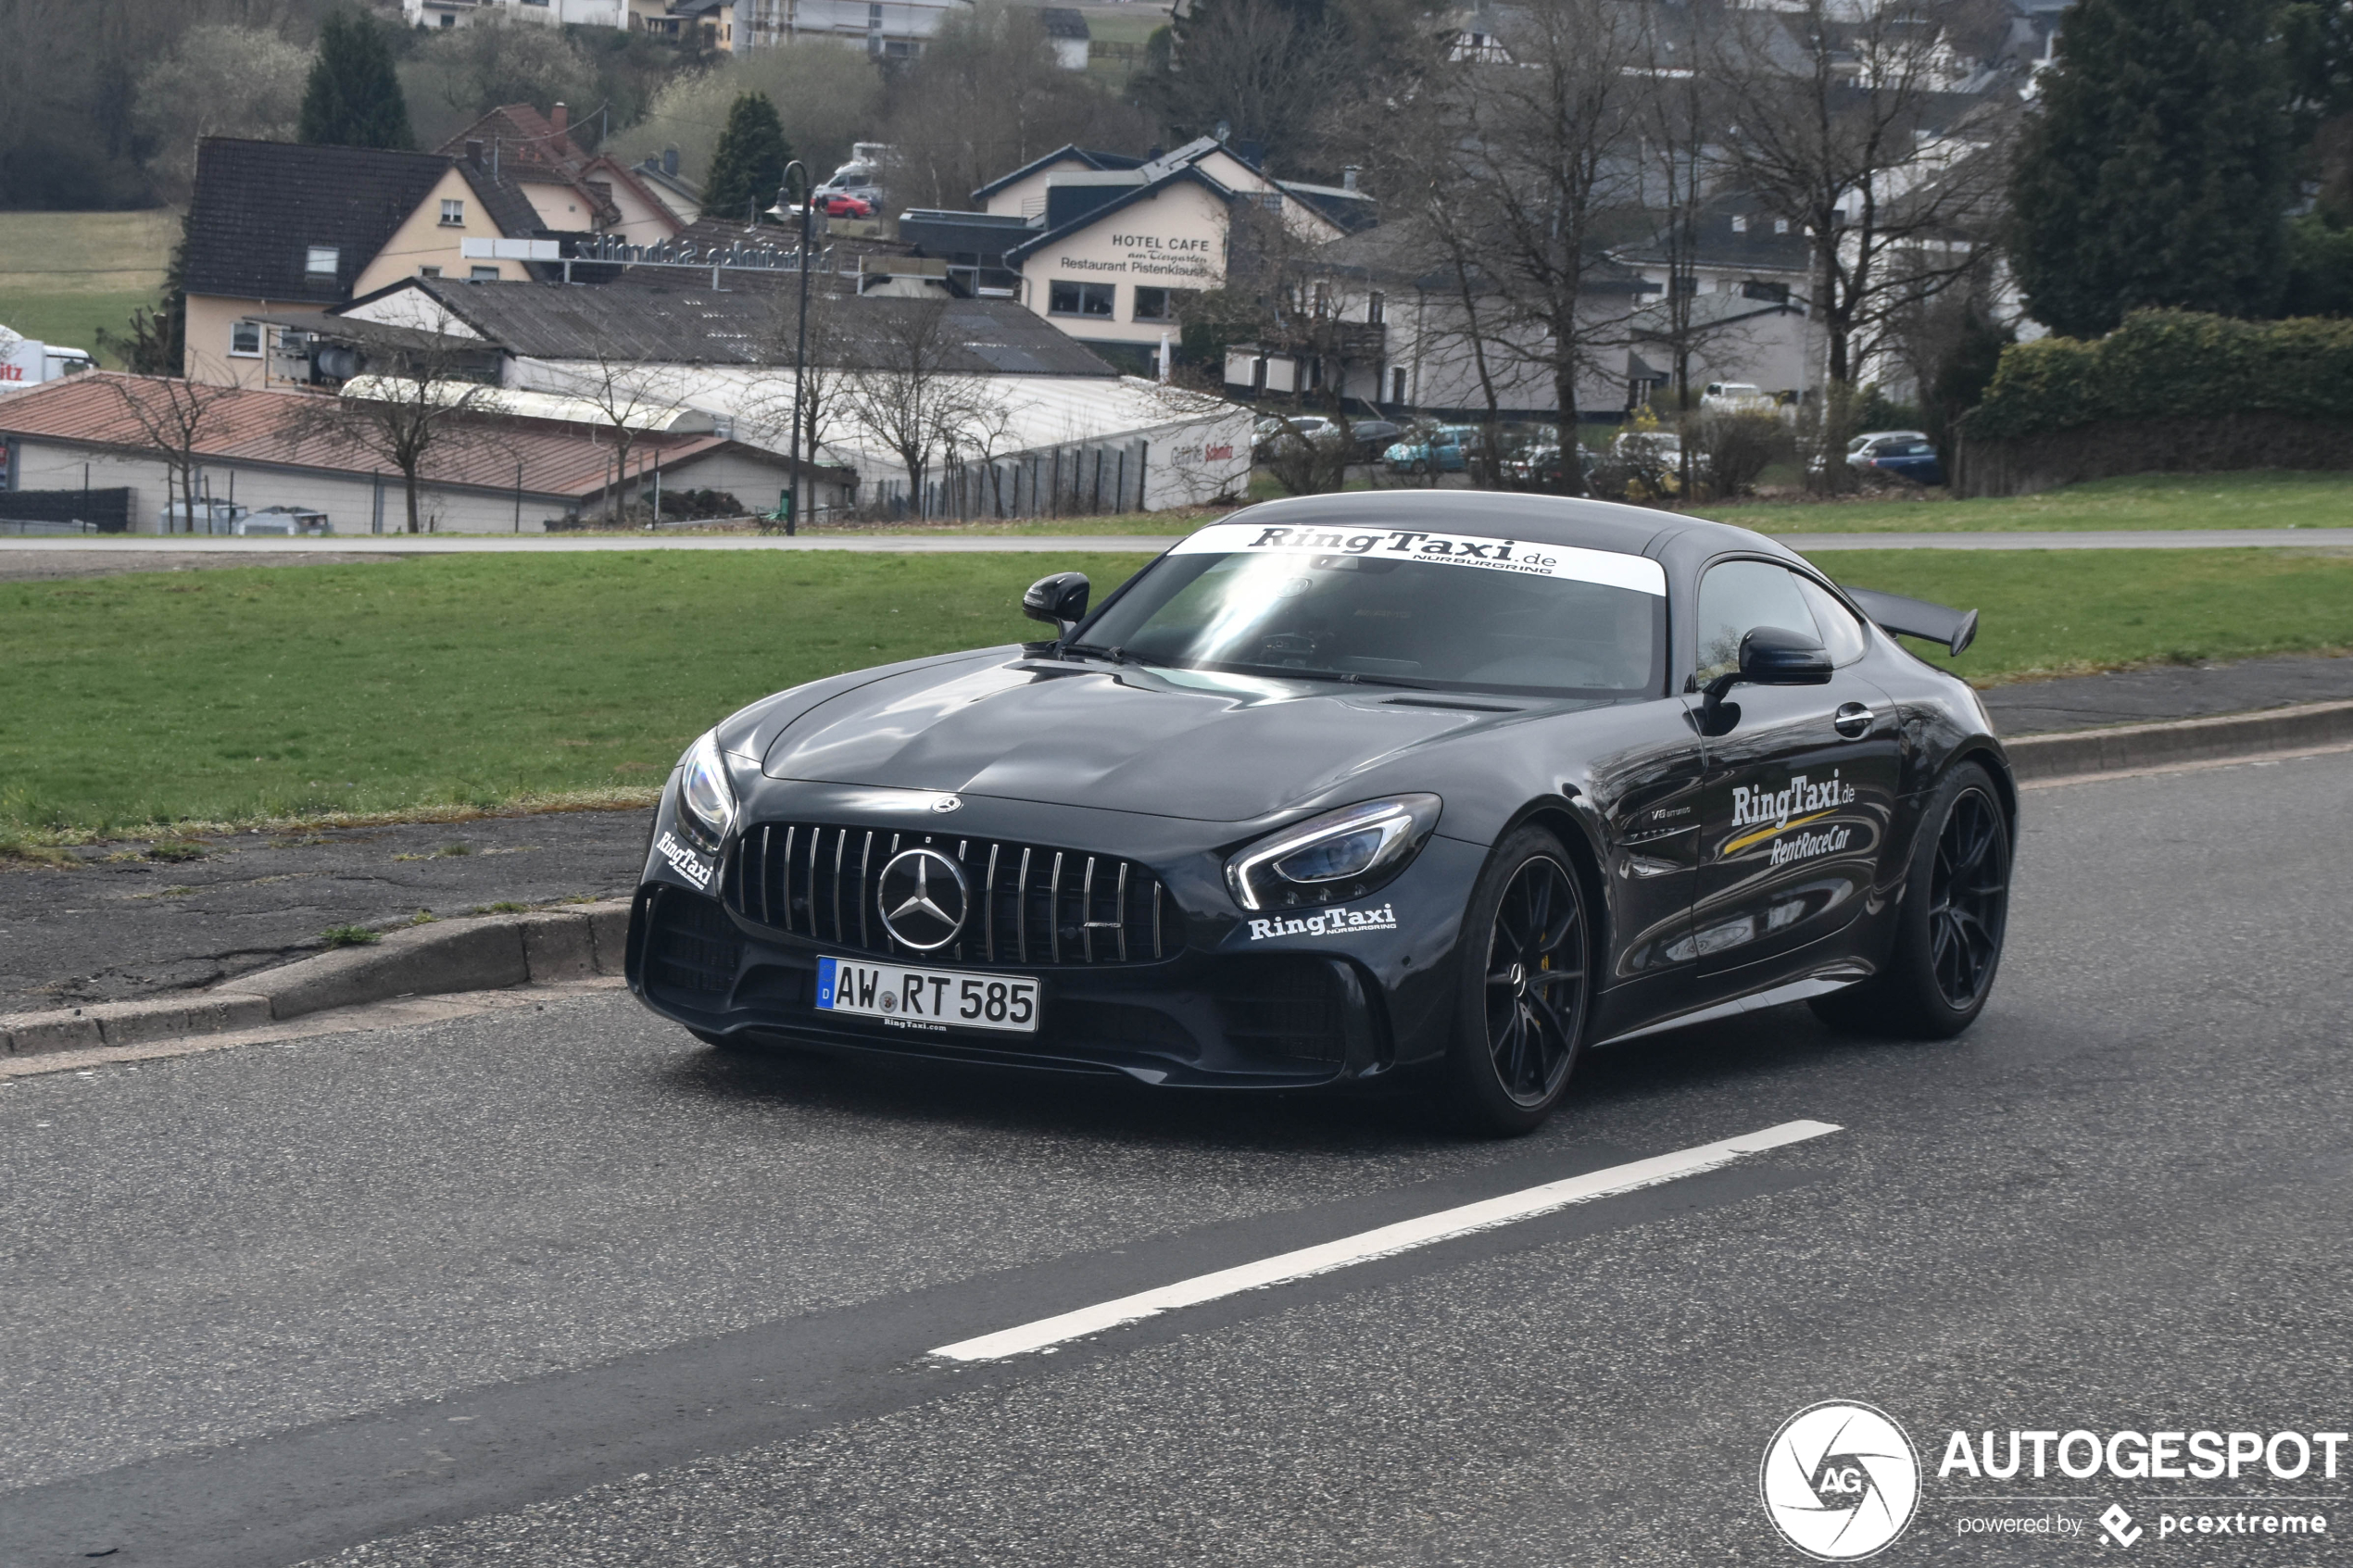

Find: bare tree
540;354;689;523
738;284;853;523
837;296;1000;518
94;364;241;533
1436;0;1649;495
294;306;508;534
1712;0;2010;391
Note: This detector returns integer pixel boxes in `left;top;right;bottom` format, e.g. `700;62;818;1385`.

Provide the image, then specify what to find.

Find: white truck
0;327;94;392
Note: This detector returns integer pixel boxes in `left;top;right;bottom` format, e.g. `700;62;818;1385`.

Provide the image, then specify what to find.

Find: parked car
817;192;876;219
1252;414;1336;458
1385;425;1475;474
1845;430;1931;467
234;506;332;536
1504;440;1597;492
1857;437;1946;487
1699;382;1775;414
1347;418;1403;459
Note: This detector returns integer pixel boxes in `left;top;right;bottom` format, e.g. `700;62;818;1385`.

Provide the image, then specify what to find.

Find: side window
1793;574;1870;665
1693;558;1822;681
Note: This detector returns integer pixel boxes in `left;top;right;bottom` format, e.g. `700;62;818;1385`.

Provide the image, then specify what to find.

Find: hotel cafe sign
1059;232;1219;282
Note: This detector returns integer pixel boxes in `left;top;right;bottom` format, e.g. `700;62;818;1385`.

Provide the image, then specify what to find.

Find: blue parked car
1383;424;1476;474
1861;437;1946;487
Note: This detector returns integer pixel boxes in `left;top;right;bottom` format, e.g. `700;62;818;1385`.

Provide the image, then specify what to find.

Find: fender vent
723;822;1175;967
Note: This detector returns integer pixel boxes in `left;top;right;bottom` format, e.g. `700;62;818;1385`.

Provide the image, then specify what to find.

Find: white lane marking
930;1119;1842;1361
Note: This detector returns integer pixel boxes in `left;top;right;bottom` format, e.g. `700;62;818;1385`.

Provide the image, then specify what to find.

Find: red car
818;193;875;218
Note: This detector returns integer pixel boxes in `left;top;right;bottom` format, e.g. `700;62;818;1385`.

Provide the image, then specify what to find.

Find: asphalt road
3;752;2349;1567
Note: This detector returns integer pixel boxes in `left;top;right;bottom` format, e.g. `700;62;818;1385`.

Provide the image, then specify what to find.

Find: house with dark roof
436;104;686;245
901;136;1378;368
182;138;554;390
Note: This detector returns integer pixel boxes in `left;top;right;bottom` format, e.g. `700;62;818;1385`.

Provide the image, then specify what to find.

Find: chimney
663;146;680;177
552;102;569;140
464;139;484;167
1342;166;1360;193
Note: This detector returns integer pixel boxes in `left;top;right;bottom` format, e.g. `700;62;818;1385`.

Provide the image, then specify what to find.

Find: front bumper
628;882;1392;1086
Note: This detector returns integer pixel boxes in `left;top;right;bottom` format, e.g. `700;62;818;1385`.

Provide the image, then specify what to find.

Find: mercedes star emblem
876;847;970;950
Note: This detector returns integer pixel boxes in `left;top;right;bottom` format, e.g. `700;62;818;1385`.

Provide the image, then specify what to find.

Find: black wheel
1813;761;2011;1038
1410;458;1428;475
1443;828;1593;1135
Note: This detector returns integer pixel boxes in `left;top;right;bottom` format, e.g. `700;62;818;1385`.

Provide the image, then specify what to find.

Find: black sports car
626;492;2014;1132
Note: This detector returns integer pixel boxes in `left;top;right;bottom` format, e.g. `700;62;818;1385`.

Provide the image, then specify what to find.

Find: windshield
1076;521;1667;697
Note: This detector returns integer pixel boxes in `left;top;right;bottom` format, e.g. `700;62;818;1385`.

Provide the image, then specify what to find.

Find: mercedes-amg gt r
625;492;2014;1132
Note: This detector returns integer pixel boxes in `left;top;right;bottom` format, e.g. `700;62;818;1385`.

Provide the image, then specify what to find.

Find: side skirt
1587;961;1874;1050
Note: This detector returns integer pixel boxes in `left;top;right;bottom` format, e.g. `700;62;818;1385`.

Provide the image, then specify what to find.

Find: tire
1410;458;1428;475
1812;761;2011;1039
1441;827;1594;1135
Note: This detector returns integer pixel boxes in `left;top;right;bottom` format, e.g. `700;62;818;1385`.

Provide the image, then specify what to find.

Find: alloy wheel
1928;787;2007;1009
1482;855;1588;1106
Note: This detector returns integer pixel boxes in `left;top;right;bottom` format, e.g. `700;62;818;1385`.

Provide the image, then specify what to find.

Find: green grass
0;551;1152;835
0;290;153;365
0;209;176;367
1809;546;2353;684
1715;470;2353;533
5;546;2349;836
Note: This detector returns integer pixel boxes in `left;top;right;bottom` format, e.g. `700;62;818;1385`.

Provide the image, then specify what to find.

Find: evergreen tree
2009;0;2294;337
298;11;413;151
703;92;792;224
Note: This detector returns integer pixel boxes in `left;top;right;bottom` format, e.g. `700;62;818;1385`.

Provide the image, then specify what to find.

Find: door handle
1833;702;1875;739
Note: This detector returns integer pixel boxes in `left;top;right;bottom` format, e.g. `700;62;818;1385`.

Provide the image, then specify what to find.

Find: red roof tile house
0;373;837;533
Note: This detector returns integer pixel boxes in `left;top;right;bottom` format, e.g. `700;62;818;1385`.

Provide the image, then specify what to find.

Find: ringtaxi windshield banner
1170;521;1669;596
1759;1399;2344;1560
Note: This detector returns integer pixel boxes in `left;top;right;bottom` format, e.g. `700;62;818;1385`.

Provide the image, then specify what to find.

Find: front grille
644;886;740;1005
723;822;1174;967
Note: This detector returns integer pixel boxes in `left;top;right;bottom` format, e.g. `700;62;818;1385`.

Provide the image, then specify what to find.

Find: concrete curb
0;900;629;1059
2003;698;2353;782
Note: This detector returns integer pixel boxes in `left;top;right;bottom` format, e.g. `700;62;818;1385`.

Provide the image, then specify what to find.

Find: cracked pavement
0;809;651;1013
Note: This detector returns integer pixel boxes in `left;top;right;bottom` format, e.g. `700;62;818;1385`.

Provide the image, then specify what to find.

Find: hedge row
1964;309;2353;440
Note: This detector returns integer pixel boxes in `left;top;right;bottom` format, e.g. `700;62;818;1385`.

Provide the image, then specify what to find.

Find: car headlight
675;730;737;851
1225;795;1441;912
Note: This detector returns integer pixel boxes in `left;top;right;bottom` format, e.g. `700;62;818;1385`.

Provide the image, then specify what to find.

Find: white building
767;0;973;58
333;274;1252;516
404;0;628;29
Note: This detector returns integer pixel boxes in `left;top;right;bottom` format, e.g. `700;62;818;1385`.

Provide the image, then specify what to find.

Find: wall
983;159;1091;220
1022;181;1229;347
351;167;529;299
185;295;280;388
6;436;578;534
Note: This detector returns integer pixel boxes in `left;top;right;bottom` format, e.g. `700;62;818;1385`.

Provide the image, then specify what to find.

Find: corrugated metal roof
383;277;1120;377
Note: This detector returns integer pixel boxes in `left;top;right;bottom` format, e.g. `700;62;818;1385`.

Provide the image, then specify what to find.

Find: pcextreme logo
1761;1400;1922;1561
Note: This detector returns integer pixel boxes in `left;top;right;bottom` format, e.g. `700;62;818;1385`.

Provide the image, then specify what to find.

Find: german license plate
814;956;1040;1035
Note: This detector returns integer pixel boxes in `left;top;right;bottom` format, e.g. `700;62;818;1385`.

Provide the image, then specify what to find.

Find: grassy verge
0;551;1153;836
1714;470;2353;533
5;547;2348;837
1809;546;2353;684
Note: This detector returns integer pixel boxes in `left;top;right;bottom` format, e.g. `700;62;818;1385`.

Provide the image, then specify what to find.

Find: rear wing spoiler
1843;586;1979;657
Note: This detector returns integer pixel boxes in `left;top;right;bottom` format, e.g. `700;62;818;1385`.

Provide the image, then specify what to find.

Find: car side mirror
1698;625;1832;734
1023;571;1091;637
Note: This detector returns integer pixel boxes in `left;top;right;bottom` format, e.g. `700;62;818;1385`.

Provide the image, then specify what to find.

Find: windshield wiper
1060;643;1147;668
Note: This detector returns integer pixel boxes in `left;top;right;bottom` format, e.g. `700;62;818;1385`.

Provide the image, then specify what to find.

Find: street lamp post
767;163;814;536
